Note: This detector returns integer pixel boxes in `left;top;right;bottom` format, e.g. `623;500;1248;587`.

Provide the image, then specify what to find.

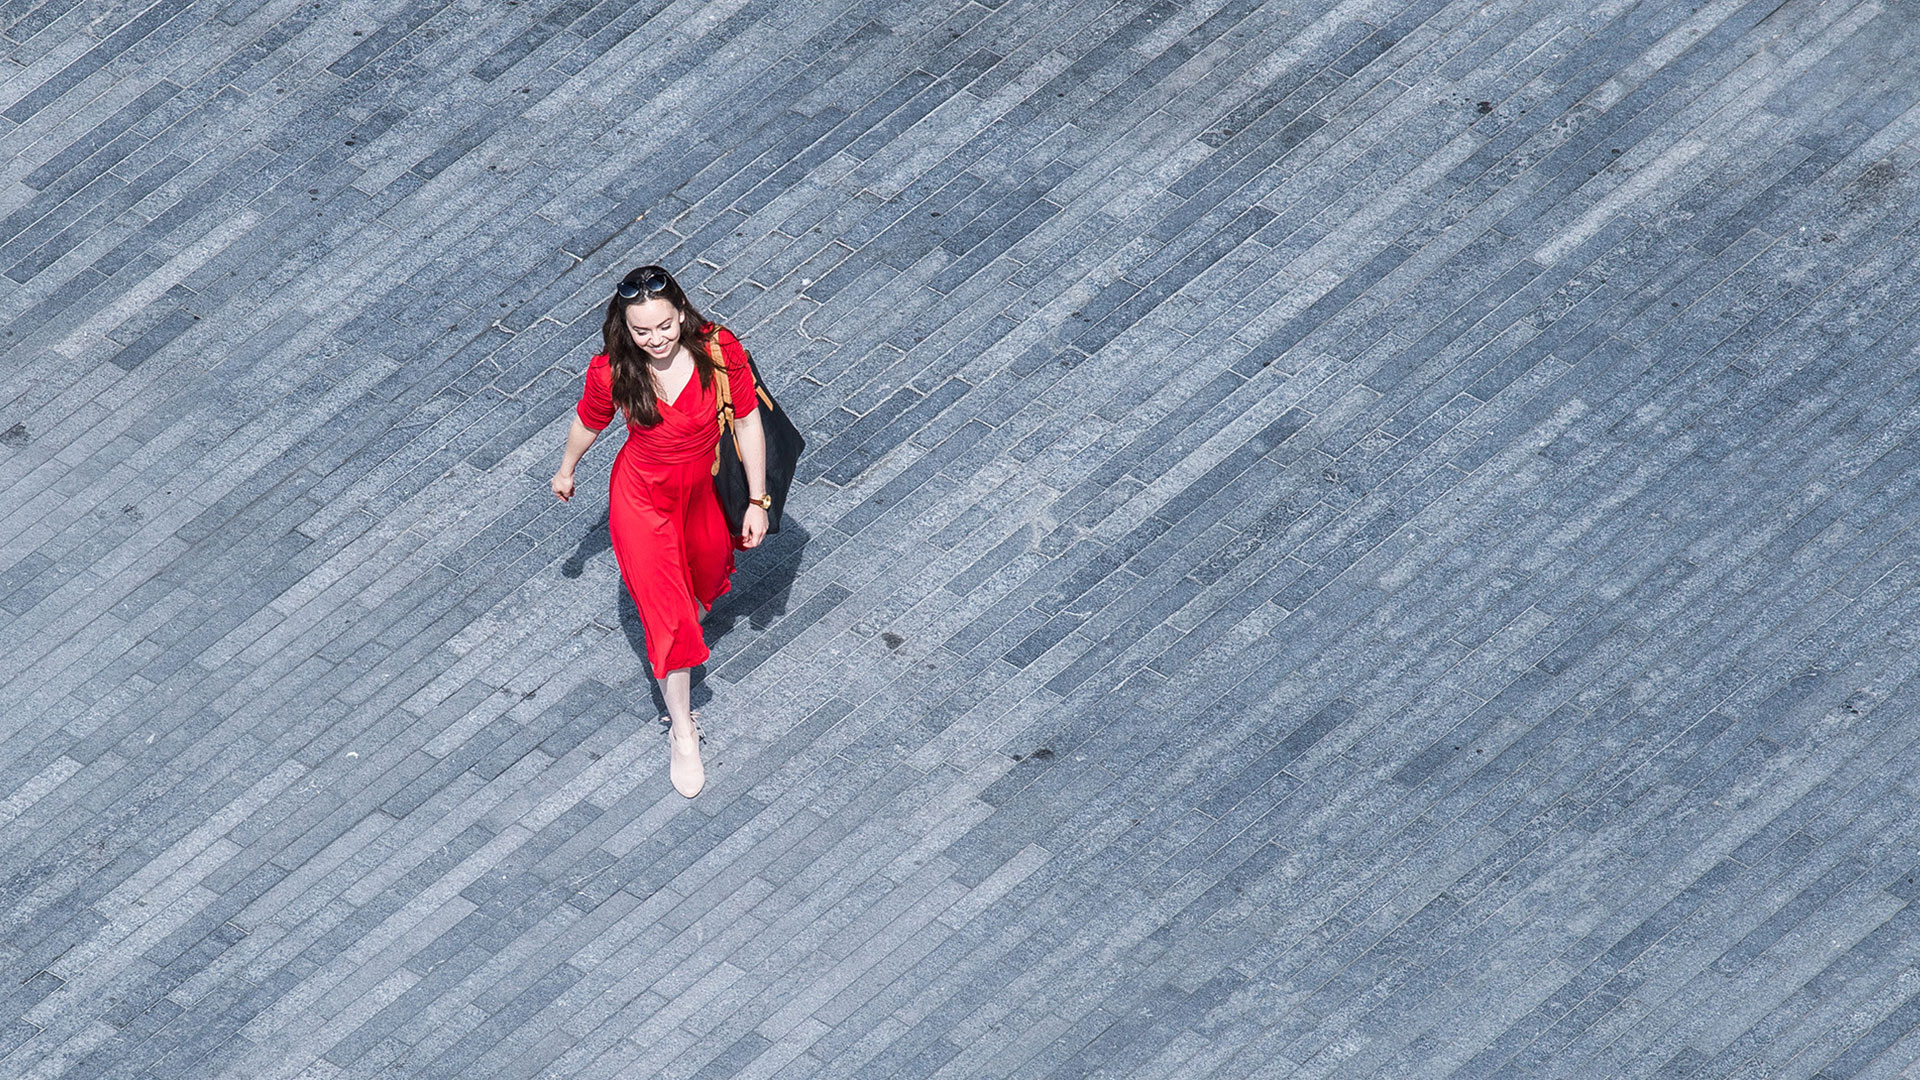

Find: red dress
576;326;757;679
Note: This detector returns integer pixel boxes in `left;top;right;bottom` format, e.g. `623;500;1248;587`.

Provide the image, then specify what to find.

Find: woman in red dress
550;266;768;798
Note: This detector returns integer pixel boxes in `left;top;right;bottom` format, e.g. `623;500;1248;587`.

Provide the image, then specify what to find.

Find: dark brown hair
601;265;720;427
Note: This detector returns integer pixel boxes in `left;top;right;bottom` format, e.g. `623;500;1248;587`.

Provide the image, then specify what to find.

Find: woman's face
625;297;682;360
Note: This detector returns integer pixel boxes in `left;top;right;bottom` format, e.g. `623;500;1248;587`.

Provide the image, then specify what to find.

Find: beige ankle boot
668;713;704;798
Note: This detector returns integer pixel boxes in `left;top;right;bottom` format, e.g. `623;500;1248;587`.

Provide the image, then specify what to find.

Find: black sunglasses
616;266;672;299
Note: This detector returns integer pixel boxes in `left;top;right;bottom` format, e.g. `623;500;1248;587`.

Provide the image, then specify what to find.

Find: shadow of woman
561;510;813;716
560;509;612;579
702;515;812;646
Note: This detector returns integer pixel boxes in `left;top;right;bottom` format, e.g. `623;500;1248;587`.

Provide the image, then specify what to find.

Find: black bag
708;332;804;538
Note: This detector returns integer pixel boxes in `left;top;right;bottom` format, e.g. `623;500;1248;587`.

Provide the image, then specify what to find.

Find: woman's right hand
551;470;575;501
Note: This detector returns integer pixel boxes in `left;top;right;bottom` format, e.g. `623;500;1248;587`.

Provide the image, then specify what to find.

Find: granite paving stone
4;0;1920;1077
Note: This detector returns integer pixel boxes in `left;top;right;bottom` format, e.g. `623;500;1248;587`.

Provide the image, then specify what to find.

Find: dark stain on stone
1847;160;1900;209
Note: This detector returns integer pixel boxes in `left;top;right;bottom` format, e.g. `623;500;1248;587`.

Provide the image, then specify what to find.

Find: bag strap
707;331;744;473
707;336;732;425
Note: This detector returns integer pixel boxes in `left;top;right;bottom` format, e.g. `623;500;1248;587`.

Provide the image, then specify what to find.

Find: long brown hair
601;265;720;427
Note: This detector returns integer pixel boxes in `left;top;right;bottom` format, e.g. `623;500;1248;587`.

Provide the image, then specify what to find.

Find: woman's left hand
741;504;768;548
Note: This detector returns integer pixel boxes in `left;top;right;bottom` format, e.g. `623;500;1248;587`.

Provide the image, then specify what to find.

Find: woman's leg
662;665;702;797
662;667;693;729
609;462;707;797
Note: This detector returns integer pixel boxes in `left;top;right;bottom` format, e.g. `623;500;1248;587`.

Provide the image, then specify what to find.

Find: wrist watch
748;493;772;510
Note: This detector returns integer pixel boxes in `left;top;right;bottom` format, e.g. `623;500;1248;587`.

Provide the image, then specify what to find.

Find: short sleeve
715;328;757;418
576;354;615;430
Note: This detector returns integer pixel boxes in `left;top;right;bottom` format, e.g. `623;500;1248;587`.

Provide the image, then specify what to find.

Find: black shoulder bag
708;331;805;537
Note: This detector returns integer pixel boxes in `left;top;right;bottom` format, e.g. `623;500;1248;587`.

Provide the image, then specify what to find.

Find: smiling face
624;296;682;360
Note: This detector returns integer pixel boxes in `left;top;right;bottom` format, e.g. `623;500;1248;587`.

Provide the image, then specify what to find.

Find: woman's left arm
734;407;769;548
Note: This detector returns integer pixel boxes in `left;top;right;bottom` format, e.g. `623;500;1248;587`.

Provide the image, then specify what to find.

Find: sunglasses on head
616;266;672;299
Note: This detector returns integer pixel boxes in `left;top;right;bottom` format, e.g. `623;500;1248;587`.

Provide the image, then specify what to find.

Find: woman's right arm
552;417;601;501
558;357;615;500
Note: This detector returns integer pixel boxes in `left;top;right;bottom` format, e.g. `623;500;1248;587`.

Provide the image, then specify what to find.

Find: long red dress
576;325;757;679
